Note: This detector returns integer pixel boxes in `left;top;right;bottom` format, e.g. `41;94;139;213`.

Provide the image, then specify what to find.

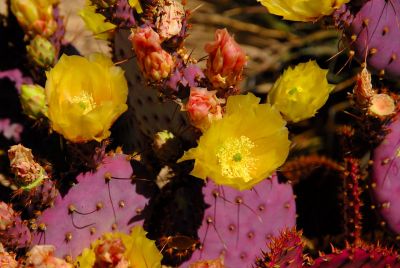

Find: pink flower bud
186;87;223;132
129;26;174;81
204;29;247;89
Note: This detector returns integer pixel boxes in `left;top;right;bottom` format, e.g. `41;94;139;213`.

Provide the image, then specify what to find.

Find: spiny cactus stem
343;157;363;246
281;155;344;184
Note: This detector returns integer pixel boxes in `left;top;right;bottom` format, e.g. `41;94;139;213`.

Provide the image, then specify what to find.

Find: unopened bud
20;84;48;119
26;36;56;68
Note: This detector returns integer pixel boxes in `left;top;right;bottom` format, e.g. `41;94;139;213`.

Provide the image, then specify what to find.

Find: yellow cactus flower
258;0;349;22
267;60;334;123
45;53;128;143
75;226;162;268
179;93;290;191
79;1;116;40
128;0;143;13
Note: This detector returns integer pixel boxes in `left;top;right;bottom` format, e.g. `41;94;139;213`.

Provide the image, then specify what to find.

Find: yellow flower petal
179;93;290;191
45;53;128;143
268;60;334;123
258;0;349;22
75;226;162;268
128;0;143;13
79;1;116;40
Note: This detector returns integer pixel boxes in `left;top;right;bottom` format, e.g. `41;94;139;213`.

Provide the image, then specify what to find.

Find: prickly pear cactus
187;174;296;267
336;0;400;78
310;243;400;268
113;29;199;152
372;113;400;234
32;152;149;259
255;228;305;268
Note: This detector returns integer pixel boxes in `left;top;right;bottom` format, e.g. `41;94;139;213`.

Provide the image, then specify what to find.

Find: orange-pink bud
186;87;223;132
204;29;247;89
129;26;174;81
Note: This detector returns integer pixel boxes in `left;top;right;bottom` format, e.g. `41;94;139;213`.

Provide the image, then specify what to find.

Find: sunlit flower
10;0;59;37
204;29;247;90
45;53;128;143
179;93;290;190
129;26;174;81
76;226;162;268
258;0;349;22
267;61;334;123
79;1;116;40
185;87;223;132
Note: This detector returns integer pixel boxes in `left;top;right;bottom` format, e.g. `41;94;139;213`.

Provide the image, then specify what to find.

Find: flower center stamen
71;91;96;114
216;136;256;182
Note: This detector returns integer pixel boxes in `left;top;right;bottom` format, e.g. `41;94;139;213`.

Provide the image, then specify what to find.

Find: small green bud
20;84;48;119
26;36;56;68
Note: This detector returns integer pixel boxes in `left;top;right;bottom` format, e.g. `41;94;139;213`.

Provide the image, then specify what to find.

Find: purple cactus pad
32;153;149;259
186;174;296;267
342;0;400;78
372;114;400;233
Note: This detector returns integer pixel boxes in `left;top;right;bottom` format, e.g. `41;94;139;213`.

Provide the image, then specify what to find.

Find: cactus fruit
336;0;400;78
372;113;400;234
32;152;149;259
255;228;305;268
187;174;296;267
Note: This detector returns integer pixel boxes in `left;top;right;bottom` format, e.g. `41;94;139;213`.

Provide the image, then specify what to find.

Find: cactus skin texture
338;0;400;78
187;174;296;267
255;228;305;268
256;228;400;268
372;114;400;234
32;152;149;260
310;243;400;268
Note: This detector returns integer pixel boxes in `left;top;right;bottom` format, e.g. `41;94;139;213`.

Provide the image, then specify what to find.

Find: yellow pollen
70;91;96;114
216;136;256;182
